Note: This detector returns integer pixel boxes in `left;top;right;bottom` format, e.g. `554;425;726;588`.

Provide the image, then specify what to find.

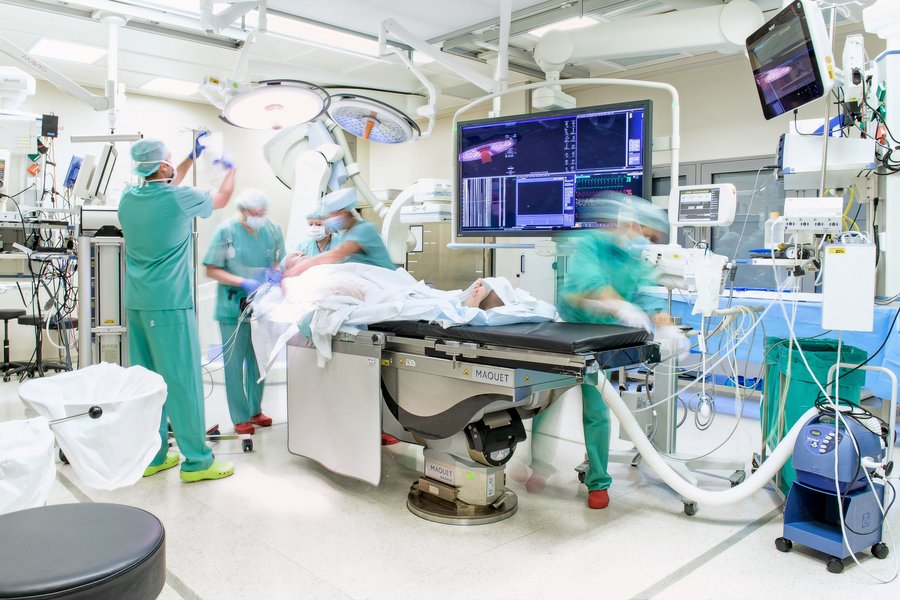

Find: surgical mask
138;160;176;183
307;225;327;241
245;216;267;231
625;235;650;258
324;216;348;233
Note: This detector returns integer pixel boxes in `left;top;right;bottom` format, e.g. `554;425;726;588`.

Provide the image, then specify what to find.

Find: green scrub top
295;234;337;256
340;220;395;270
203;218;285;321
557;230;661;324
118;182;213;311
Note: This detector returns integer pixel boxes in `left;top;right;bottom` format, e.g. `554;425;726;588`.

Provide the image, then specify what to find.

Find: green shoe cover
179;460;235;483
143;453;181;477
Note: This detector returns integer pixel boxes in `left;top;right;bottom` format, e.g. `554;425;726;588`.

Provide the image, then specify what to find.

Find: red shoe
525;472;546;494
250;413;273;427
234;422;255;435
588;489;610;509
381;433;400;446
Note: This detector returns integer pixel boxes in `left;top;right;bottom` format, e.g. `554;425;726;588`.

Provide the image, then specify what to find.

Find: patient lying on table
251;263;557;370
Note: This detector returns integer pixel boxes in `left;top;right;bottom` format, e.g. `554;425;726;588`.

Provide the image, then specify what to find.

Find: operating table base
407;481;518;525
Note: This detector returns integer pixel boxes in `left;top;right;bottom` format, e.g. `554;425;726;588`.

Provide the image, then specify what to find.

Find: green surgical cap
131;139;168;177
306;208;326;220
320;188;357;214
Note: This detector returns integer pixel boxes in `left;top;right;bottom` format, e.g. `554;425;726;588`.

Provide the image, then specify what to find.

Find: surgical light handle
448;77;680;250
826;363;897;468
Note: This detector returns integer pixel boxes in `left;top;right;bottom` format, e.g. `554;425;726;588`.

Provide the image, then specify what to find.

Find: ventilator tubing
598;373;817;505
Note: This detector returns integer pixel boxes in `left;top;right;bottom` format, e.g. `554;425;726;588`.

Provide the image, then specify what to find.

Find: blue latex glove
213;156;235;171
239;278;260;294
189;130;209;159
264;268;283;285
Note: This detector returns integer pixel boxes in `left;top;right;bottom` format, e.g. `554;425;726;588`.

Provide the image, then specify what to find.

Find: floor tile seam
628;505;784;600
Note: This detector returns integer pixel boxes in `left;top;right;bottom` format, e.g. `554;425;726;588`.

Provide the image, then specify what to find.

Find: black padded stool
0;503;166;600
8;315;78;380
0;308;26;373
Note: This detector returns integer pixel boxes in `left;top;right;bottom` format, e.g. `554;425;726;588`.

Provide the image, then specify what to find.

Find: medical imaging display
747;2;827;120
457;100;651;236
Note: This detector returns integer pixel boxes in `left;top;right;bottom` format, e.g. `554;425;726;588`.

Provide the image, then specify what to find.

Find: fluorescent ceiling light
30;39;106;64
245;13;380;57
140;77;200;96
529;16;599;37
137;0;200;13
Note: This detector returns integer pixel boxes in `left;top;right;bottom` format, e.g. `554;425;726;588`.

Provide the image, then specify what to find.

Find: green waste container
762;337;868;496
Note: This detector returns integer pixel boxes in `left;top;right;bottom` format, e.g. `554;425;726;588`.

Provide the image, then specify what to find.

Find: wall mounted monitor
746;0;835;120
456;100;652;237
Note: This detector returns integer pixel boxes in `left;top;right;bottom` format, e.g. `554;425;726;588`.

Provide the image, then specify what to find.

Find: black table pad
369;321;650;354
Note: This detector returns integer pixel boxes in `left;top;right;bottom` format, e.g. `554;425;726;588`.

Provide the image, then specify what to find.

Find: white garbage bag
0;417;56;515
19;363;167;490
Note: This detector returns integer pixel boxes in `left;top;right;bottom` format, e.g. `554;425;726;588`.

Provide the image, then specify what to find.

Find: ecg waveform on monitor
573;173;636;198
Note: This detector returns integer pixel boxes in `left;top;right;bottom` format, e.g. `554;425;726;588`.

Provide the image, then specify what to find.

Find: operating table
286;320;659;525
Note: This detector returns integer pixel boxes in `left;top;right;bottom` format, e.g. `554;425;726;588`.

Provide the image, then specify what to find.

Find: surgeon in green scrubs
532;199;669;509
282;209;338;271
282;188;395;278
203;188;285;435
119;136;237;483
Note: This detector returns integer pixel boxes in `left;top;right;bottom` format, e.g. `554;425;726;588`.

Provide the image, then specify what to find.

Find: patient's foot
462;279;490;308
588;489;610;509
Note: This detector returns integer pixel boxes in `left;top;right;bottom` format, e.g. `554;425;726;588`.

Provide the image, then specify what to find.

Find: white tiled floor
2;372;899;600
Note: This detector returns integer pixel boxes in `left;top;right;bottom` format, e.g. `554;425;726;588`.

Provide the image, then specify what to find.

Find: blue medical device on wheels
776;412;890;573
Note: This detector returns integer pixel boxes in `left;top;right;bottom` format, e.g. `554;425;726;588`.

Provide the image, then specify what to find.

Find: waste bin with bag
0;417;55;515
19;363;167;490
762;337;868;496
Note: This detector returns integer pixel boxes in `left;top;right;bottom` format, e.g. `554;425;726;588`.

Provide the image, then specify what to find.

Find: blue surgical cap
235;188;269;211
131;139;168;177
306;208;326;220
320;188;357;214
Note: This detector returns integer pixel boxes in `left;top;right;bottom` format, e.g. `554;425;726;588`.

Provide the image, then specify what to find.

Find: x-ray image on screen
457;100;651;236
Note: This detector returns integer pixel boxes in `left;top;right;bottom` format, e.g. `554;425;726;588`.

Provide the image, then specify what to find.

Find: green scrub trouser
128;309;214;472
217;320;263;425
581;383;612;491
529;383;611;491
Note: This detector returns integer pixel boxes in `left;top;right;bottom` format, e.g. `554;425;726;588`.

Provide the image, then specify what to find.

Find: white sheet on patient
250;263;557;373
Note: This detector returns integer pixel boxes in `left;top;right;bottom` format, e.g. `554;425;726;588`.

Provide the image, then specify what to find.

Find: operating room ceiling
0;0;870;117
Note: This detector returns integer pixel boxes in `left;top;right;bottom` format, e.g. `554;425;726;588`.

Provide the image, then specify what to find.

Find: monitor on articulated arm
746;0;835;120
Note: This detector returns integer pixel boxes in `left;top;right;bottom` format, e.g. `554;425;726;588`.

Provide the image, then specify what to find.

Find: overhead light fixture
328;93;420;144
221;80;329;130
141;0;201;13
30;39;106;64
140;77;200;96
244;13;380;57
529;16;599;37
412;51;435;65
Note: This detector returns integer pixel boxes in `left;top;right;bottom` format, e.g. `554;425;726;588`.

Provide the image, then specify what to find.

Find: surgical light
30;39;106;64
222;80;328;130
140;77;199;97
327;94;419;144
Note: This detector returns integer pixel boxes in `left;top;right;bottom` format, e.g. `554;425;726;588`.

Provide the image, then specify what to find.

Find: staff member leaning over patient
282;187;395;278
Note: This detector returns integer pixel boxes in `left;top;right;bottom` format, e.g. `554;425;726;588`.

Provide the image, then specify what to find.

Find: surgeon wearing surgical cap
282;187;395;278
118;134;238;483
529;197;670;510
203;188;285;436
282;208;339;271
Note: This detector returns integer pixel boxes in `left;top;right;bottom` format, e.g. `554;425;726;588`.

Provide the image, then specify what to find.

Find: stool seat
0;503;166;600
0;309;25;321
18;315;78;329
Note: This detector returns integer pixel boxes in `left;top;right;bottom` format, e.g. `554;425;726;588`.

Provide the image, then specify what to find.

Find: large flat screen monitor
746;0;834;120
456;100;652;237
